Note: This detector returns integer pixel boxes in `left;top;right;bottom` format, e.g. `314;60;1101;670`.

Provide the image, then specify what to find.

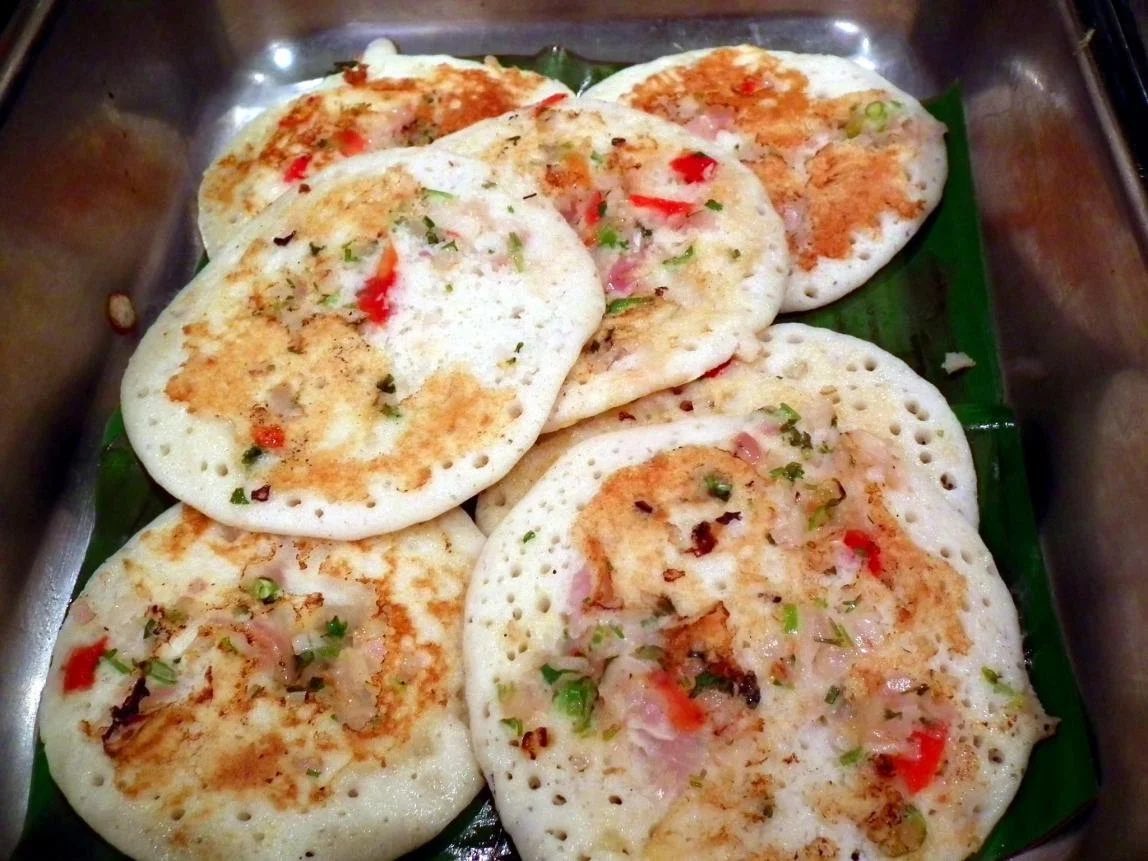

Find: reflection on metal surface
0;1;1145;858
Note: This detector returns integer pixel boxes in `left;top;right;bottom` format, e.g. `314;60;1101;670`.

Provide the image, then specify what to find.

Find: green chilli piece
100;649;132;674
553;676;597;733
782;603;800;634
663;245;695;266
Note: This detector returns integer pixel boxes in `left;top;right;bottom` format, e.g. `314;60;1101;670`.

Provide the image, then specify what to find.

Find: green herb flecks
769;462;804;483
596;225;628;249
500;717;524;738
691;670;734;697
782;603;800;634
839;747;864;766
663;245;695;267
242;446;263;466
825;685;843;705
143;659;177;686
422;187;455;201
423;216;441;245
703;472;732;501
230;488;249;505
250;577;282;604
553;676;598;733
100;649;131;674
704;199;723;211
508;232;525;271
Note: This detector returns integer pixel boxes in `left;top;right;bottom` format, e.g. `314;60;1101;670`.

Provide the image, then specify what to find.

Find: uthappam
124;147;603;539
198;39;571;257
437;97;789;431
40;504;485;860
466;415;1052;861
586;47;947;311
476;323;977;534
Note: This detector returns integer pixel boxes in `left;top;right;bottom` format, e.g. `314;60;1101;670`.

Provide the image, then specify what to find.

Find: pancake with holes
40;504;484;861
124;147;603;540
466;415;1052;861
585;46;947;312
198;39;571;257
436;97;789;431
476;323;977;535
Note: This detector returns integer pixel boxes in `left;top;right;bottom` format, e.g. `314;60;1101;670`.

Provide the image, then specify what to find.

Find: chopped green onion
242;446;263;466
230;488;249;505
144;659;177;686
663;245;695;266
553;676;598;733
605;296;653;316
101;649;132;674
540;664;574;685
508;232;525;271
251;577;281;604
500;717;524;738
704;199;723;211
596;225;627;249
782;603;799;634
765;403;802;429
522;530;536;543
306;768;321;778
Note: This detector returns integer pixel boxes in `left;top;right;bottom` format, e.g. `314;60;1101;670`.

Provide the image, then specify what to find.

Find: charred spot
633;499;653;514
251;485;271;502
693;660;760;708
679;400;694;412
687;521;717;556
102;676;150;753
715;511;741;525
611;136;626;146
298;183;311;194
618;411;636;421
521;726;550;760
662;568;685;583
873;753;898;779
272;231;297;246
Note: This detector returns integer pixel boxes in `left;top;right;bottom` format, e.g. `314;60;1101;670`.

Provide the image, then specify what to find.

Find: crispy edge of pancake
40;503;486;861
465;416;1047;861
475;322;977;534
586;46;947;311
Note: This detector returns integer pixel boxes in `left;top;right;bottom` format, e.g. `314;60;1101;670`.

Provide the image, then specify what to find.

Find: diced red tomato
584;190;603;228
890;724;948;793
843;529;883;576
336;128;368;156
252;424;286;449
702;357;734;379
736;77;761;96
629;194;693;218
670;152;718;184
533;92;569;115
649;670;706;732
357;243;399;325
342;63;368;86
63;637;109;693
283;153;312;183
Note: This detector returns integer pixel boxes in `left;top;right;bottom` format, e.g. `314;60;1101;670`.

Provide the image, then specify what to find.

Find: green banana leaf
16;47;1097;861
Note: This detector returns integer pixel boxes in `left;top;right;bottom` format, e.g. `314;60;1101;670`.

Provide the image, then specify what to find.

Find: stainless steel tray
2;1;1146;858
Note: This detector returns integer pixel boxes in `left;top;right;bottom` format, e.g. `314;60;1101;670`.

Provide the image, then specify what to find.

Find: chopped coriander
825;685;843;705
381;403;401;419
692;671;733;697
605;296;653;316
522;530;536;543
144;659;177;686
782;603;799;634
807;484;846;529
508;232;525;271
423;215;441;245
326;616;348;639
308;242;324;256
296;649;315;669
766;403;802;429
500;717;524;738
306;768;321;778
769;462;804;482
230;488;249;505
377;374;396;394
704;199;724;211
242;445;264;466
100;649;132;674
703;472;732;501
663;245;695;266
589;150;604;165
839;747;864;766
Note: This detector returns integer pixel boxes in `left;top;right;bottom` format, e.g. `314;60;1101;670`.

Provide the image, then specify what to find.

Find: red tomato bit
336;128;368;156
342;63;369;86
702;357;734;379
736;77;762;95
890;724;948;793
670;152;718;184
649;670;707;732
252;424;286;449
283;153;313;183
584;190;603;228
357;243;399;325
629;194;694;218
843;529;883;576
533;92;569;116
63;637;109;693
